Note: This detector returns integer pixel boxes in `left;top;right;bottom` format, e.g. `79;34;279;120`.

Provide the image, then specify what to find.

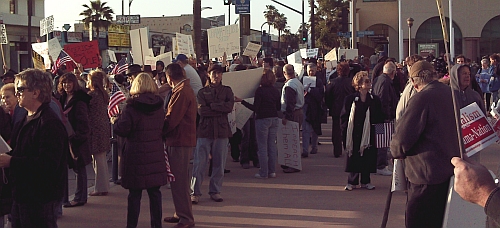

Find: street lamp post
407;17;414;56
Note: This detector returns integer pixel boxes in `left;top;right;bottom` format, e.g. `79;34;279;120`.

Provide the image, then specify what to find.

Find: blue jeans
255;118;278;177
11;199;59;228
191;138;229;196
302;104;318;155
127;187;162;228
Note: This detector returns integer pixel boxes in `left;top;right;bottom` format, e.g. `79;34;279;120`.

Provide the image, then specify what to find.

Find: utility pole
194;0;201;59
350;0;357;49
27;0;33;67
310;0;314;48
302;0;305;46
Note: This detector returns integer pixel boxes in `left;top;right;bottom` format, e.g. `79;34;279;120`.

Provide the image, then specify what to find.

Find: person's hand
281;117;287;125
0;154;11;168
234;96;243;102
452;156;497;207
2;65;7;72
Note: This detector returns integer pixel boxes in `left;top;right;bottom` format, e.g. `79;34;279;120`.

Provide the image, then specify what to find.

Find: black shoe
301;153;308;158
232;158;239;162
63;201;85;208
310;148;318;154
317;142;322;145
283;167;300;173
224;169;230;173
163;216;180;223
253;163;260;168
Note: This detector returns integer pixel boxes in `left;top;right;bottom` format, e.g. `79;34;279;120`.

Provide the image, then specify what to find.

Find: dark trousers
347;172;370;185
377;148;389;169
406;180;450;228
126;187;162;228
11;199;58;228
331;116;343;157
167;146;194;225
229;129;242;161
240;118;258;166
72;164;87;203
484;92;492;111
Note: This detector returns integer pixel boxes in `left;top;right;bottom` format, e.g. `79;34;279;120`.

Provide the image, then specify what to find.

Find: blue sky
45;0;306;34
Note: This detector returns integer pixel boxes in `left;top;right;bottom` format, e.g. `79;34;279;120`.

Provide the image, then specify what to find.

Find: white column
449;0;455;60
398;0;403;62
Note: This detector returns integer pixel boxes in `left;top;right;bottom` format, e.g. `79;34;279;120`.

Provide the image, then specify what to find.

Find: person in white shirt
173;54;203;96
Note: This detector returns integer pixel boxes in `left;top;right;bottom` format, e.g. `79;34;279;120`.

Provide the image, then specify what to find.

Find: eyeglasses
15;86;31;96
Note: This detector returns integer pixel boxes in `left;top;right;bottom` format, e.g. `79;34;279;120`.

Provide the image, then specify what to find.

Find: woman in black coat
340;71;384;191
58;73;92;207
114;73;168;228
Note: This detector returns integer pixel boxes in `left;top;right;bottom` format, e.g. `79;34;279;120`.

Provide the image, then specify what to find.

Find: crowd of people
0;49;499;228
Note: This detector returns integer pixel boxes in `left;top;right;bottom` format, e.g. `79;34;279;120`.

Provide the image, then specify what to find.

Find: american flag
164;147;175;182
110;58;128;75
107;82;126;118
51;50;74;74
374;122;394;148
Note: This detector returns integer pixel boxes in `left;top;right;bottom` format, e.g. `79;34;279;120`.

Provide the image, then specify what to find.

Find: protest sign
306;48;319;59
324;48;337;61
187;35;195;57
0;24;7;44
338;49;359;60
228;104;237;135
222;68;262;99
40;15;54;37
64;40;100;70
32;42;51;69
129;27;149;65
302;76;316;89
144;56;157;70
460;102;498;157
176;33;192;56
67;32;83;43
287;51;304;78
172;37;178;57
277;121;302;170
159;46;165;54
235;98;254;130
156;52;172;66
242;42;261;57
32;50;45;70
108;50;117;63
47;38;62;63
300;49;307;59
207;24;240;59
443;176;487;228
391;159;407;192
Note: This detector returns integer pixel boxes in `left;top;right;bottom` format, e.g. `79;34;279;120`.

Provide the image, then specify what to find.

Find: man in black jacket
0;69;68;227
372;62;399;176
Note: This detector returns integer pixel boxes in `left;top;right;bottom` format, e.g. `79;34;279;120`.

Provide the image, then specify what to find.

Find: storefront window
480;16;500;58
415;17;462;56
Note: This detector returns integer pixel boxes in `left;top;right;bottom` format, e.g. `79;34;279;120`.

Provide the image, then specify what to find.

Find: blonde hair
0;83;15;95
352;71;369;91
130;73;158;95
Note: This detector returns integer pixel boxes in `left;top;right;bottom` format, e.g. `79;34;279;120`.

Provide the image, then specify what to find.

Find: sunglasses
15;86;31;96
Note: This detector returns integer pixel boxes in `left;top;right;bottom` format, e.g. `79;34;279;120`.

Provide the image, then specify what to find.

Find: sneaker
210;193;223;202
190;195;199;204
254;173;268;179
344;184;353;191
361;183;375;190
268;173;276;178
376;167;392;176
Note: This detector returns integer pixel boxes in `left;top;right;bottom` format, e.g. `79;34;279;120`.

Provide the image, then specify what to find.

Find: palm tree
273;13;288;57
80;0;114;40
263;5;278;34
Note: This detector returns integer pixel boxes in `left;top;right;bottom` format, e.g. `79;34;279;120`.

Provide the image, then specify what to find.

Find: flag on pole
108;82;126;118
110;58;128;75
51;50;74;74
374;122;395;148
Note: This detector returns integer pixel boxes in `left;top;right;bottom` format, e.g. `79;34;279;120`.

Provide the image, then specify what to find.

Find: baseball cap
126;64;142;76
409;60;434;78
172;54;188;63
207;64;224;74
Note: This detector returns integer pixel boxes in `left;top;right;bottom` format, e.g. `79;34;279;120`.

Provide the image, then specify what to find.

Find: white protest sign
0;24;7;44
324;48;337;61
277;121;302;170
156;51;172;66
235;98;254;130
172;37;178;57
47;38;62;62
32;42;51;69
300;48;307;59
144;56;157;70
391;159;407;192
129;27;149;65
222;68;262;99
176;33;192;56
338;49;359;60
302;76;316;89
207;24;240;59
40;15;54;37
228;104;237;134
108;50;117;63
306;48;319;59
159;46;165;54
187;35;195;57
242;42;261;57
460;102;498;157
287;51;304;78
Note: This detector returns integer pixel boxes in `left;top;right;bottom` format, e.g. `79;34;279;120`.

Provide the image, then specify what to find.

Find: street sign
116;15;141;24
356;30;375;37
235;0;250;14
337;31;351;38
0;24;7;44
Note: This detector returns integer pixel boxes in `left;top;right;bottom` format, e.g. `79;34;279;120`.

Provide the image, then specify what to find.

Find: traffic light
339;8;349;33
302;30;308;42
224;0;231;5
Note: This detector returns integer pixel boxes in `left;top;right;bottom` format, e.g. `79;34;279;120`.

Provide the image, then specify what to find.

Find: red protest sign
460;102;498;157
63;40;101;70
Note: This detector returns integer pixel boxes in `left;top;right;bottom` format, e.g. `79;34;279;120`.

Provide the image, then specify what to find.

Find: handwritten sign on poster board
277;121;302;170
64;40;100;70
207;24;240;59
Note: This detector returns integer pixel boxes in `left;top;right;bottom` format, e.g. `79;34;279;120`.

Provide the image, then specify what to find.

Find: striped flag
374;122;394;148
164;147;175;182
110;58;128;75
51;50;74;74
107;82;126;118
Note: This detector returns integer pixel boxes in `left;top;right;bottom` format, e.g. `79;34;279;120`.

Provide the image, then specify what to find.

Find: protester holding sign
450;64;486;116
300;64;324;158
340;71;384;191
390;60;461;228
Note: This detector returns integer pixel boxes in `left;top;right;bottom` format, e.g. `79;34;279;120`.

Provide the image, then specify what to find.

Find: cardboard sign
129;27;149;65
207;24;240;59
324;48;337;61
40;15;54;37
277;121;302;170
235;98;254;130
0;24;7;44
287;51;304;78
222;68;262;99
338;49;359;60
306;48;319;59
31;42;51;69
460;102;498;157
144;56;157;70
302;76;316;89
47;38;62;63
64;40;101;70
108;50;117;63
32;50;45;70
156;52;172;66
187;35;195;57
242;42;261;57
391;159;407;192
176;33;192;56
228;104;237;134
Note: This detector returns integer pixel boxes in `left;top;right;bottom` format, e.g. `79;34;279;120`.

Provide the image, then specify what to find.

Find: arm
209;87;234;114
164;91;190;133
197;89;223;117
241;100;255;112
113;105;133;137
378;81;392;120
283;87;297;121
70;101;90;144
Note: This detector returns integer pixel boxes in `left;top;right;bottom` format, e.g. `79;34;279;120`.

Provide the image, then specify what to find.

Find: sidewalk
58;120;500;228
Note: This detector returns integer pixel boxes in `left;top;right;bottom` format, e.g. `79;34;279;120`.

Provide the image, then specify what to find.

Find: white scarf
344;95;372;157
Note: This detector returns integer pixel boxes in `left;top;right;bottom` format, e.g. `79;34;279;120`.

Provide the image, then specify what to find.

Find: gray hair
283;64;295;76
412;69;437;86
383;62;396;74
